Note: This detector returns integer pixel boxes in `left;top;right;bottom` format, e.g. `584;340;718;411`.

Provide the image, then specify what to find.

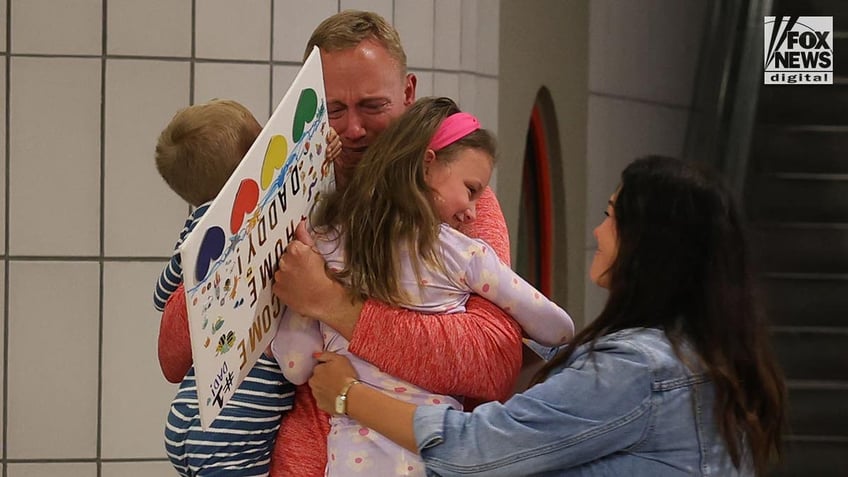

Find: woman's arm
309;352;418;452
311;341;655;477
275;188;523;401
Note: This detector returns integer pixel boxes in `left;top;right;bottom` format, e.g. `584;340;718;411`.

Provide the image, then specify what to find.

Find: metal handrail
682;0;773;198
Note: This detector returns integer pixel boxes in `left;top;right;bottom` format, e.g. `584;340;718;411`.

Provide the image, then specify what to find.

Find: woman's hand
309;352;359;414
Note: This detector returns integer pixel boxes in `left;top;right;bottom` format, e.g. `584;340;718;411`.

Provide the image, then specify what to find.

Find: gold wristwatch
334;379;362;415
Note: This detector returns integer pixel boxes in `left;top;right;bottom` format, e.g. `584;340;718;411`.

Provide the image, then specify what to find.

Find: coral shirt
158;187;523;477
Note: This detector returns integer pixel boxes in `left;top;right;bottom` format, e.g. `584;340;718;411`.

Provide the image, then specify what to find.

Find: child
154;99;294;477
272;97;575;476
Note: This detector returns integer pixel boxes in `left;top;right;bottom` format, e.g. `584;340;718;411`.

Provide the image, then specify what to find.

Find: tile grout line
432;1;437;75
0;52;493;79
589;90;694;112
2;0;10;474
96;1;108;475
190;0;196;109
269;0;275;119
188;1;196;219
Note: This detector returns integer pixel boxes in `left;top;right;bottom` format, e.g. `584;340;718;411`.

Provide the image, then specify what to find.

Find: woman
309;156;786;476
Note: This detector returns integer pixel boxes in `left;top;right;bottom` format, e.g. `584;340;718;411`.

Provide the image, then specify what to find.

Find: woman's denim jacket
414;328;753;476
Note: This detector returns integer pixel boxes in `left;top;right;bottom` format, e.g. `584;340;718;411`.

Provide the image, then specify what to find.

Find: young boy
154;99;293;476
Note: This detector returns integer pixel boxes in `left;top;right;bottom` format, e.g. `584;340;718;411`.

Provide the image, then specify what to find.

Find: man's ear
404;73;417;106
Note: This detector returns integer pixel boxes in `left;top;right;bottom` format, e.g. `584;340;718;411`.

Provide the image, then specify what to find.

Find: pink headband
428;112;481;151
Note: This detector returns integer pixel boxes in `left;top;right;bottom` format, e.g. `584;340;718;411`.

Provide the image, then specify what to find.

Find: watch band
334;379;362;415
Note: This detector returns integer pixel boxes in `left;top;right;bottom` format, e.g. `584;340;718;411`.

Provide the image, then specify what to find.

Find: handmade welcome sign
180;47;332;428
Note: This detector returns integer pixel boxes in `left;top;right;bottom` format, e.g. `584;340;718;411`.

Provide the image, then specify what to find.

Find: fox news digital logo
764;16;833;85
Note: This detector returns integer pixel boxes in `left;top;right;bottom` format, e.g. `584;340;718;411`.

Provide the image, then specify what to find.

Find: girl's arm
271;309;323;385
275;188;523;402
439;226;575;347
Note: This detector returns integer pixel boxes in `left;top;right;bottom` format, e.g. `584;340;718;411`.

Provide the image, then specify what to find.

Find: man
308;12;416;191
159;11;523;477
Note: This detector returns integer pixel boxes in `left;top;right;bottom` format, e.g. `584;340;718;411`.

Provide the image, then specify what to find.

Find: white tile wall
433;72;460;101
8;463;97;477
412;70;434;97
196;0;271;61
589;0;707;106
107;0;192;57
101;461;177;477
395;0;435;69
101;262;179;458
474;76;499;135
340;0;394;22
458;72;477;113
434;0;462;70
103;59;190;258
194;62;271;122
272;0;338;62
0;263;4;437
272;64;303;110
460;0;479;71
476;0;499;76
7;262;100;459
9;58;101;256
11;0;101;55
585;95;689;243
0;61;5;254
0;0;7;52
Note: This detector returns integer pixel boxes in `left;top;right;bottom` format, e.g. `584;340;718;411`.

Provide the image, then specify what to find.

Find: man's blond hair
155;99;261;206
304;10;407;72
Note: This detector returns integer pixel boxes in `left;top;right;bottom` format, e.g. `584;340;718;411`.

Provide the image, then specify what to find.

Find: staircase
743;3;848;475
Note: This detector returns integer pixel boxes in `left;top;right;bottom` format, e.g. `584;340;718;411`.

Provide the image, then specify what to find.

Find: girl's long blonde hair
312;97;496;305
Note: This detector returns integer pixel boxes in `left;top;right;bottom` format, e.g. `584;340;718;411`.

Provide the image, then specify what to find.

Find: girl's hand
309;352;359;414
325;127;342;163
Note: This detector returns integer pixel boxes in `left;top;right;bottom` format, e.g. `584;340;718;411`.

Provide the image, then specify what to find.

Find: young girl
272;97;574;476
309;156;787;476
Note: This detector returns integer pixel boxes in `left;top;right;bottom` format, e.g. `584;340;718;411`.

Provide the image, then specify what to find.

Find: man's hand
273;220;331;319
273;221;363;338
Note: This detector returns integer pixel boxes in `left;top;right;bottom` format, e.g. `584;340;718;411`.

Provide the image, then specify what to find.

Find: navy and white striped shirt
165;356;295;476
154;203;211;311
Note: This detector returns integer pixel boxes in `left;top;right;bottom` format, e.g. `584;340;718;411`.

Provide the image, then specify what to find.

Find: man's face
321;38;416;189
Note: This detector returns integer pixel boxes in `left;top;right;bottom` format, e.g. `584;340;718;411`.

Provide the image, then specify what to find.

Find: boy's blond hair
155;99;261;206
304;10;407;72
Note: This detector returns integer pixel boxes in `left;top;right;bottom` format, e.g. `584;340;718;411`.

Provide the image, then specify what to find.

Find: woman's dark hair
534;155;785;474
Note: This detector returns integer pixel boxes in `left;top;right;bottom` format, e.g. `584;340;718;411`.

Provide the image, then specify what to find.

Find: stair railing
683;0;772;198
